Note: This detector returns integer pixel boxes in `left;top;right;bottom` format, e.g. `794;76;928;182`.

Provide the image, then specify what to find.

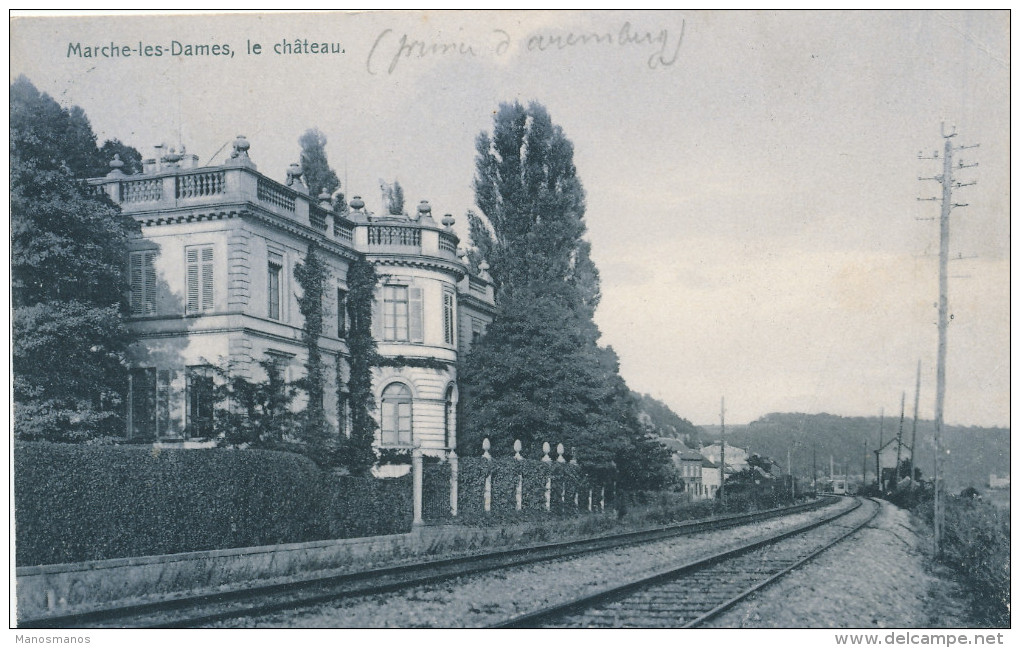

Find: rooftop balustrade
89;137;463;263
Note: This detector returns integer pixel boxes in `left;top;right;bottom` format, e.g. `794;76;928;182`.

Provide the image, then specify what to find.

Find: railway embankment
704;499;971;628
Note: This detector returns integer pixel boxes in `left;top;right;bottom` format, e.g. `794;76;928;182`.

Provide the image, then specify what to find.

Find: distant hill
633;392;702;447
701;412;1008;492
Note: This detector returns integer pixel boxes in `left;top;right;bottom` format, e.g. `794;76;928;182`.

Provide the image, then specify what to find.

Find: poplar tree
299;128;345;212
459;101;670;488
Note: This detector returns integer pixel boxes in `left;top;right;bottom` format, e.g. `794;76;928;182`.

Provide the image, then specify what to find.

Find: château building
88;136;495;459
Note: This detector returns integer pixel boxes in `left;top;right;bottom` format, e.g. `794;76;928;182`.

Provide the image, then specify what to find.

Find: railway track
21;497;834;628
491;497;879;628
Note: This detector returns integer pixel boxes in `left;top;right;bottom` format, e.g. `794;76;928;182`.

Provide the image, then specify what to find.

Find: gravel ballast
705;499;968;628
211;497;858;628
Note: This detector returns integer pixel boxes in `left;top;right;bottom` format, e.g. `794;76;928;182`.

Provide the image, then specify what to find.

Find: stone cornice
457;290;496;314
132;202;361;262
367;254;466;280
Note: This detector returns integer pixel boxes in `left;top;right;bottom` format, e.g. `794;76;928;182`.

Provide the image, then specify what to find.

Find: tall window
337;287;348;338
381;284;423;342
337;389;351;437
383;285;409;341
443;288;456;345
129;250;157;315
186;245;214;313
380;383;412;446
471;318;485;345
268;251;283;320
129;368;172;439
186;365;215;438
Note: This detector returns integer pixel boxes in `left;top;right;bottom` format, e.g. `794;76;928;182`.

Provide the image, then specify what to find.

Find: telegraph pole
787;447;793;499
918;124;978;555
894;392;906;489
909;360;921;483
812;445;817;494
719;397;726;507
876;409;884;489
863;438;868;488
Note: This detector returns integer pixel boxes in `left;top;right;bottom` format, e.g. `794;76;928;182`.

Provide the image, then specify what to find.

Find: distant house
701;458;720;498
989;473;1009;489
873;437;912;490
658;438;707;499
700;443;748;472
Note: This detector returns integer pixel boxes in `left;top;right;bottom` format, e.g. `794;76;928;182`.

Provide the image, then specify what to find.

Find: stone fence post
482;438;492;513
412;446;423;527
514;439;523;511
449;450;459;517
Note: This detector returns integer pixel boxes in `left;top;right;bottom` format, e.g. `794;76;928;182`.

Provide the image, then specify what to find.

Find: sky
9;11;1010;427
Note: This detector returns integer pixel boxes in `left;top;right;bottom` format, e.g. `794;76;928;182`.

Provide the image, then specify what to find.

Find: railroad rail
491;497;879;628
21;497;834;628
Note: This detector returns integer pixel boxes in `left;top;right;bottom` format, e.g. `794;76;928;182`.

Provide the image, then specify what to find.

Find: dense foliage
14;443;323;565
340;257;381;475
325;475;413;539
458;101;672;490
889;486;1009;627
14;443;413;566
11;76;142;441
454;457;599;523
938;496;1010;627
212;359;301;449
294;241;332;459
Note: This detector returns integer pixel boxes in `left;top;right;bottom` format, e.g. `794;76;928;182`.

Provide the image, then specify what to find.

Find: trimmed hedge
422;463;451;520
455;457;598;523
326;475;412;539
14;443;412;566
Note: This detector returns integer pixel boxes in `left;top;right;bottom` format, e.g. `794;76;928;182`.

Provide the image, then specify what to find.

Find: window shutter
186;248;199;313
443;289;455;345
409;287;423;343
201;248;214;310
130;252;143;314
143;252;156;313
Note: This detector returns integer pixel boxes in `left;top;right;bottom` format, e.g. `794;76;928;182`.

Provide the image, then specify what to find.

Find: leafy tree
298;128;344;210
459;101;672;489
11;76;140;440
13;303;131;442
212;360;301;449
99;139;143;175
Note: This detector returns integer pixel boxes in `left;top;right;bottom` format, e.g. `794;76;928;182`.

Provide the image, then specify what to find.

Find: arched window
380;383;412;446
444;385;456;448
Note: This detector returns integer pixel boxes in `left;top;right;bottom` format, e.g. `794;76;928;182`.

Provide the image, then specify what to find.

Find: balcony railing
120;178;162;203
176;171;225;199
367;225;421;248
335;221;354;243
439;232;457;254
257;177;296;212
